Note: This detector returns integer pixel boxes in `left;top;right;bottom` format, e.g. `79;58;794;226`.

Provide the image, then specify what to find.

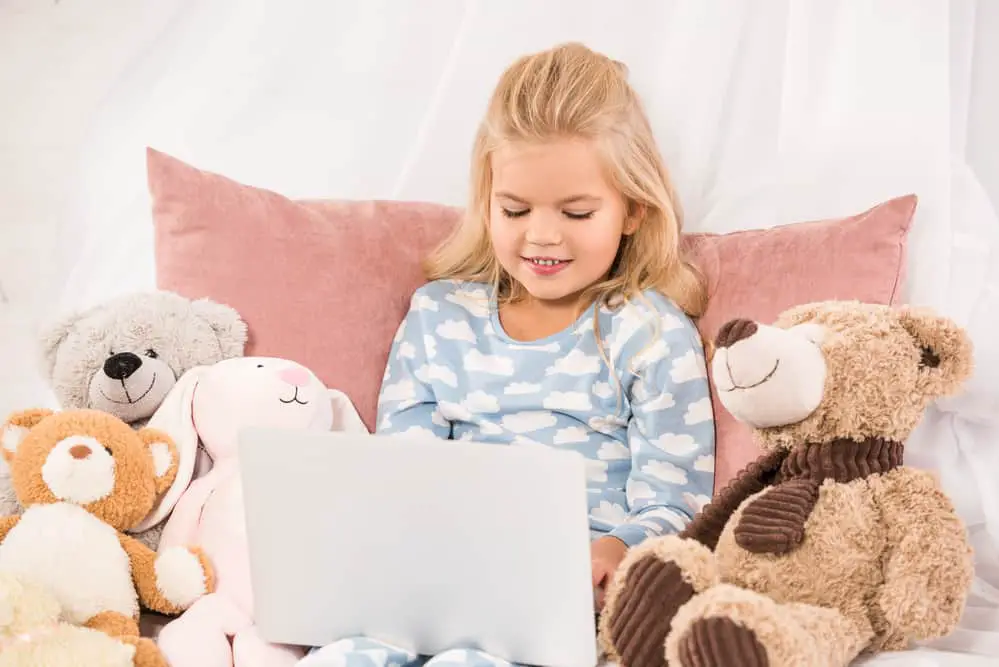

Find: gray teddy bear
0;290;248;549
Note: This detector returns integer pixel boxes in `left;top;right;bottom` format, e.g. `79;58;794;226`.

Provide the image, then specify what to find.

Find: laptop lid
238;428;599;667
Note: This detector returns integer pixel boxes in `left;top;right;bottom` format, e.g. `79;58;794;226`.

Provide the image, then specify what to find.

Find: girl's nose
524;212;562;245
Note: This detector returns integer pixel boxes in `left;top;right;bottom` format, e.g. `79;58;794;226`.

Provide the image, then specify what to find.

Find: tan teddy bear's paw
666;584;870;667
675;616;768;667
599;535;717;667
153;546;213;610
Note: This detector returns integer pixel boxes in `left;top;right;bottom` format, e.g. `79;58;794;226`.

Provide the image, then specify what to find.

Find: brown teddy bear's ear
1;409;54;463
135;427;179;495
896;307;974;398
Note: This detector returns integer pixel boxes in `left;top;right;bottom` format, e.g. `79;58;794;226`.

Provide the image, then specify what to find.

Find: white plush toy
135;356;368;667
0;570;136;667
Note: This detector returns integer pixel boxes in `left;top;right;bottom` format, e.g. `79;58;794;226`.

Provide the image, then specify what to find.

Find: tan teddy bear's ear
135;427;180;495
896;306;974;398
1;409;54;463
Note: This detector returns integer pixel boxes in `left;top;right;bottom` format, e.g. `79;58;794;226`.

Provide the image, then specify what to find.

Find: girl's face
489;137;634;306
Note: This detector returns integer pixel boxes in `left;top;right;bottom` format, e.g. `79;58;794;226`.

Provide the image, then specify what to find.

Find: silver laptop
238;428;599;667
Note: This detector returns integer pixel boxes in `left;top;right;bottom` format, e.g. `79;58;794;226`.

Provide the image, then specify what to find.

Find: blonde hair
424;41;706;320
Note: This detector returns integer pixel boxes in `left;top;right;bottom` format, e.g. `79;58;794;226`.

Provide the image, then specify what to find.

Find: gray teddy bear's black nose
104;352;142;380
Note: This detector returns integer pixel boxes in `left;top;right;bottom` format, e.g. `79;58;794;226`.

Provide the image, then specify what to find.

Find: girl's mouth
523;256;571;275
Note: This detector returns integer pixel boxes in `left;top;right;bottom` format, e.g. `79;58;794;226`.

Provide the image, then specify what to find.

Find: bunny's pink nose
278;366;311;387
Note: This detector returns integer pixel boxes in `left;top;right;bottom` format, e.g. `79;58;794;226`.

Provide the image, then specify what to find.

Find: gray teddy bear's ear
189;298;249;358
36;307;91;380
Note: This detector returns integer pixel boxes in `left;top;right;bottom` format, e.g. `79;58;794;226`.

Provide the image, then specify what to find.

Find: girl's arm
375;289;453;439
609;312;716;548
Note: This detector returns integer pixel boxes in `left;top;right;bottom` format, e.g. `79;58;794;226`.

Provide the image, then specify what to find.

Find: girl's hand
591;536;629;611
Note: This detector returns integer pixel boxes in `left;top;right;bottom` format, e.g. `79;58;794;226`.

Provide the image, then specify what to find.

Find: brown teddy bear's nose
715;318;758;349
69;444;92;459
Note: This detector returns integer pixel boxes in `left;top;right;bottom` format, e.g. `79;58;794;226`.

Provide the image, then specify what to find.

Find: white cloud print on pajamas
376;280;715;548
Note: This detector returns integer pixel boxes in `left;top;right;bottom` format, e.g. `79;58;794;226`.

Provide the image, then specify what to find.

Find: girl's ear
623;202;646;235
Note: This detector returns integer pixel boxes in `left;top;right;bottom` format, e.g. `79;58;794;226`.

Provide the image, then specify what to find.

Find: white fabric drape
53;0;999;656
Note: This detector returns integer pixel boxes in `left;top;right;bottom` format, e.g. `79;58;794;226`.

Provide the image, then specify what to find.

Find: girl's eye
564;211;594;220
501;208;530;218
145;349;158;359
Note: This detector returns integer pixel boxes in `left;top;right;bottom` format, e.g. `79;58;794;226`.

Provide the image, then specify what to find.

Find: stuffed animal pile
0;289;378;665
0;290;249;550
0;289;977;666
0;408;216;667
600;301;975;667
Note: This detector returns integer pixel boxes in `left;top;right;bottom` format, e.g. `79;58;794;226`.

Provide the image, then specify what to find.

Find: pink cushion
148;148;461;431
148;148;913;494
683;194;914;491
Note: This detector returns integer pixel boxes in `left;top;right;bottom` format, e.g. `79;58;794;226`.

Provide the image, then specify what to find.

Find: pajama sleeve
375;293;452;440
608;313;716;548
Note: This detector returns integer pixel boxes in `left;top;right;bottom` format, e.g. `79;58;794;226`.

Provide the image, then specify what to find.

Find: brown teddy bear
599;301;975;667
0;408;218;667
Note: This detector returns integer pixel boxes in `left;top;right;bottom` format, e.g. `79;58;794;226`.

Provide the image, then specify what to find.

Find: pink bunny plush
137;356;369;667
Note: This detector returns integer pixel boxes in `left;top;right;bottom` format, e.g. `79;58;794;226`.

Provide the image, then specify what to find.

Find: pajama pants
296;636;524;667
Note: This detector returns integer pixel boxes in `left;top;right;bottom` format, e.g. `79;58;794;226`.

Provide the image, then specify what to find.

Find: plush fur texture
599;301;975;667
0;290;248;550
0;570;138;666
0;409;217;667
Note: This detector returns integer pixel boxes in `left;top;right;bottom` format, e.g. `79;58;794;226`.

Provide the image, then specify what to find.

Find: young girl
300;42;715;667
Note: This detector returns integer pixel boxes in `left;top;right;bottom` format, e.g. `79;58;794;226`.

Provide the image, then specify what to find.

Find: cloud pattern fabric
377;279;716;547
300;637;516;667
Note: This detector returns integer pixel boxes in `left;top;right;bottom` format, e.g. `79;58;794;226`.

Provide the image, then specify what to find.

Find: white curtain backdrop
49;0;999;656
55;0;999;312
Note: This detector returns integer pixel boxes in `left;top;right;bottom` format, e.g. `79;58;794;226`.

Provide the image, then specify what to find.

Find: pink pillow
684;194;914;490
148;148;461;431
148;148;913;493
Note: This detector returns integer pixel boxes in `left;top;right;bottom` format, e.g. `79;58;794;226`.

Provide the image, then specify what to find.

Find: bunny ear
328;389;370;434
128;365;208;534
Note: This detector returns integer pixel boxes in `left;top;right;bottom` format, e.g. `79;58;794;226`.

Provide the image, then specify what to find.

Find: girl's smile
522;256;573;276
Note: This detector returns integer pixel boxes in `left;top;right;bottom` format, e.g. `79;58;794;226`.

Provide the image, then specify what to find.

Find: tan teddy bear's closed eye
0;408;217;667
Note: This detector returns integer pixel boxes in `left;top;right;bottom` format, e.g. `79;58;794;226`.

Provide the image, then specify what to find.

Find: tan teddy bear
599;301;975;667
0;408;218;667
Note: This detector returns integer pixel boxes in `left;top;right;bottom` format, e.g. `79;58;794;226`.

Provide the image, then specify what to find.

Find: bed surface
603;647;995;667
854;648;996;666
